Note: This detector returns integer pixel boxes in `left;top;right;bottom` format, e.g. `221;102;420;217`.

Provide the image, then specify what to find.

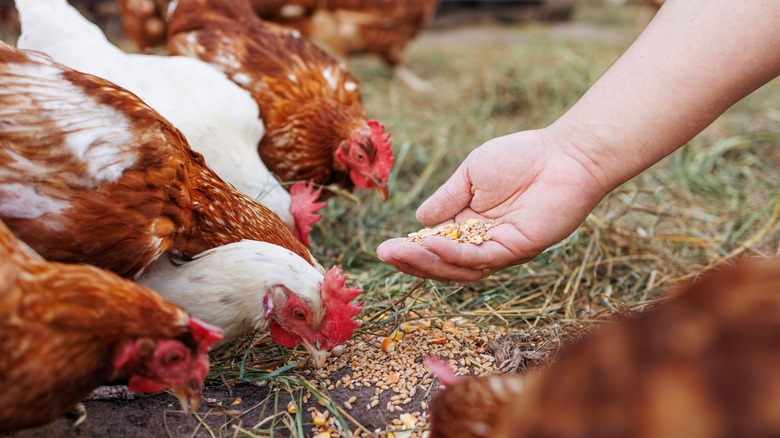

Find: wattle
269;320;302;348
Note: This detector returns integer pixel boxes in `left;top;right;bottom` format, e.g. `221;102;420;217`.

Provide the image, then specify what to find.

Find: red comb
289;180;328;246
188;317;223;353
319;266;363;348
367;120;394;182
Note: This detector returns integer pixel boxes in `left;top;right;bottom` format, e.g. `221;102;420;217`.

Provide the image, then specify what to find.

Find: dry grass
201;2;780;436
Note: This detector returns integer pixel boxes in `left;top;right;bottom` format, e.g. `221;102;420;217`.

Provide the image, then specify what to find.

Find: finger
416;163;474;226
421;231;532;270
377;239;484;283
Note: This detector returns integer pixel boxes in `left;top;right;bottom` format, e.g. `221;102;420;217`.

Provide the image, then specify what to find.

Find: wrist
541;118;635;197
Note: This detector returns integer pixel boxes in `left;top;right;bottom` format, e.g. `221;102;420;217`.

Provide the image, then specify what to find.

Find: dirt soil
4;376;444;437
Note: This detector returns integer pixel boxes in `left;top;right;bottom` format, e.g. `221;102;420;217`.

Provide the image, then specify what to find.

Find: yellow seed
381;337;396;353
465;218;480;226
312;433;331;438
231;397;242;405
400;322;417;333
312;410;328;426
286;401;297;414
419;319;432;329
391;331;403;341
400;413;417;428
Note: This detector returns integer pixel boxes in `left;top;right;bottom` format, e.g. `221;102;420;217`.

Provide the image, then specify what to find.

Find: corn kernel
400;413;418;428
400;322;417;333
465;218;481;226
381;337;396;353
312;410;328;426
287;401;297;414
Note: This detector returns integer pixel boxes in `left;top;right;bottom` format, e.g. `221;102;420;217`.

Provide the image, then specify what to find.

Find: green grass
205;2;780;435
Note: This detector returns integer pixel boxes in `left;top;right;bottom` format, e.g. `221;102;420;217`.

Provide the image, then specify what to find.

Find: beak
170;379;203;415
301;339;330;369
373;180;389;201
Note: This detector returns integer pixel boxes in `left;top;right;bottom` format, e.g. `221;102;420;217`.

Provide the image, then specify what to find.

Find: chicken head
114;318;222;414
267;266;362;368
334;120;394;200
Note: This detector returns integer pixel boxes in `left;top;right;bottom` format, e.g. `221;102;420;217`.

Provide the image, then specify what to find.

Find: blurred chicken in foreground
427;257;780;438
0;220;221;433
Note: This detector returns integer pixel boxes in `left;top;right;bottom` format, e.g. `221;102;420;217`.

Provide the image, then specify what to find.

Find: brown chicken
118;0;169;51
166;0;394;201
427;257;780;438
118;0;437;90
0;41;314;279
0;219;222;433
252;0;440;90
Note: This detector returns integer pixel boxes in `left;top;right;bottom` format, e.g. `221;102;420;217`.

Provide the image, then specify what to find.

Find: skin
377;0;780;283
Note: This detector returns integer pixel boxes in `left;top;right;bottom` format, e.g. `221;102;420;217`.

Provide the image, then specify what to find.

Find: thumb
416;164;473;226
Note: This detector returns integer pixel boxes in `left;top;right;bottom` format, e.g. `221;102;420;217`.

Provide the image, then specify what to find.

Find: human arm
377;0;780;283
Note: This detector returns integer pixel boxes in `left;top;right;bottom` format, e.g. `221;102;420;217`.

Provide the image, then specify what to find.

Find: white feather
15;0;295;229
137;240;324;342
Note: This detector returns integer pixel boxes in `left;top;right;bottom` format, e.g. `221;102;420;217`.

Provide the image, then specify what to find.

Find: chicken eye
293;309;306;320
354;151;365;161
165;350;184;365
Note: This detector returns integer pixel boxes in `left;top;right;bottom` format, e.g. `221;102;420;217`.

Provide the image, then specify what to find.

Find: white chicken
138;240;339;367
15;0;325;245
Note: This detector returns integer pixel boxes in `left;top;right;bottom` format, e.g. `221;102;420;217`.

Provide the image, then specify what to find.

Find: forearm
548;0;780;193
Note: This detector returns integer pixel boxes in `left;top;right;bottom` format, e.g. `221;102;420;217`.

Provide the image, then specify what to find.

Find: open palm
377;130;608;283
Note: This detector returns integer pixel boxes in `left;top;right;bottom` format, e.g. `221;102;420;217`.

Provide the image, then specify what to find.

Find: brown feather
0;43;313;278
0;219;192;432
166;0;384;191
428;257;780;438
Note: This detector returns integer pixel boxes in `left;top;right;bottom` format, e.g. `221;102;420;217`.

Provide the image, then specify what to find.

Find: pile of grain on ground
288;314;582;437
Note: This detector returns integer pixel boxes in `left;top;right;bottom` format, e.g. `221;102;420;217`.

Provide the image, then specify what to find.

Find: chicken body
428;258;780;437
138;240;362;367
15;0;326;241
252;0;440;90
166;0;394;200
0;219;221;433
0;41;312;278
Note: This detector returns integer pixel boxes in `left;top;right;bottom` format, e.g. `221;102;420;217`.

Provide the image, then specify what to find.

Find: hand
377;129;609;283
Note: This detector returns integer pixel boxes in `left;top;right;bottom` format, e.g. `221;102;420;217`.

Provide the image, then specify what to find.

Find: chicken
0;219;222;433
427;257;780;438
138;241;362;367
118;0;438;90
0;43;363;365
252;0;440;90
166;0;394;201
0;40;312;277
16;0;326;246
118;0;169;51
